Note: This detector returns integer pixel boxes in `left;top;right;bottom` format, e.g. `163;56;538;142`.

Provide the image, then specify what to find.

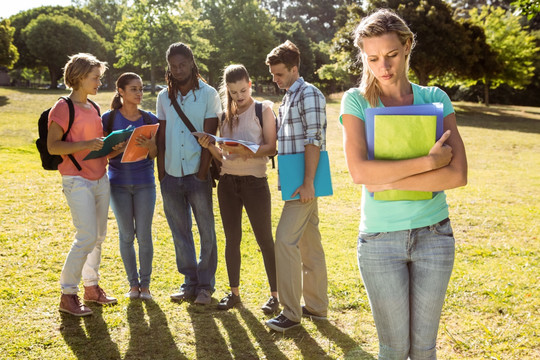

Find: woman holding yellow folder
340;9;467;359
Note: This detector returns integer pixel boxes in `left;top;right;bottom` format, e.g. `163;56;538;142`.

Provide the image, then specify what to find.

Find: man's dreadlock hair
165;42;205;103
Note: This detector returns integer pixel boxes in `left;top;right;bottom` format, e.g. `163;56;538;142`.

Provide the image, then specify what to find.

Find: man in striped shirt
265;40;329;332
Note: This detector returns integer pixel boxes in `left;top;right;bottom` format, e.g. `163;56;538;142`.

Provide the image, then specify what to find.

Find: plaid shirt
277;77;326;155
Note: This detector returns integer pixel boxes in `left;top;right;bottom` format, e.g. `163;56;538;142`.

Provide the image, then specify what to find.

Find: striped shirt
277;77;326;155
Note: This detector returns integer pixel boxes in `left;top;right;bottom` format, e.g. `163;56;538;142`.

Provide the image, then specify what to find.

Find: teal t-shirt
340;83;454;233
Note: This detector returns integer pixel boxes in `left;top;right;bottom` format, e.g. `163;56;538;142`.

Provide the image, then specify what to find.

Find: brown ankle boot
59;294;93;316
83;285;117;305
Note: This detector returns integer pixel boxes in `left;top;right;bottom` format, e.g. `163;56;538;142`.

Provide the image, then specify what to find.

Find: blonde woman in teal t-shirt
340;9;467;359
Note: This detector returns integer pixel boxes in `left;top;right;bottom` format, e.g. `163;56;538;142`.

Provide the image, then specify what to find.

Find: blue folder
277;150;333;201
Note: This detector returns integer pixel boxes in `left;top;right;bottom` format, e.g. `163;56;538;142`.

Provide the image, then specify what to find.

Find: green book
373;114;436;201
83;127;134;160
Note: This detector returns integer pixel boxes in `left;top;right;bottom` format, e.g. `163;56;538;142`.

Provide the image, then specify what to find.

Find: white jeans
60;174;110;294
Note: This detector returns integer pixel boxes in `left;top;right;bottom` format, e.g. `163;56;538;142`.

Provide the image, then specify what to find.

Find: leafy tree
368;0;480;85
468;5;538;104
72;0;129;88
261;0;289;19
284;0;347;43
115;0;213;93
71;0;128;33
0;19;19;68
511;0;540;19
200;0;276;85
21;14;108;88
273;21;317;82
10;6;111;70
317;3;365;89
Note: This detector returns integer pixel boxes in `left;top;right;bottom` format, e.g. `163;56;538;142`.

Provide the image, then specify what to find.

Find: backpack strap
60;97;82;171
139;109;153;125
254;100;276;168
106;109;117;135
88;98;101;116
255;100;263;128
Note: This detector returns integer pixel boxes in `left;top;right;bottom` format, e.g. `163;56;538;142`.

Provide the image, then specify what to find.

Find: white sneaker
125;289;140;299
140;291;152;300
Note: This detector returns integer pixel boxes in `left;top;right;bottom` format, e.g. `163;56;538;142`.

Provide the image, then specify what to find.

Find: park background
0;0;539;359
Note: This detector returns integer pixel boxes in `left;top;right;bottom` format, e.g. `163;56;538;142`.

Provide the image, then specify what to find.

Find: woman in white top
198;64;278;313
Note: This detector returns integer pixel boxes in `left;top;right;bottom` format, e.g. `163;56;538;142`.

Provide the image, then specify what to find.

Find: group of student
47;9;467;359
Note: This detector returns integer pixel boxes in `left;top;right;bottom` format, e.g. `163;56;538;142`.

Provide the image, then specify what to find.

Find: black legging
217;174;277;292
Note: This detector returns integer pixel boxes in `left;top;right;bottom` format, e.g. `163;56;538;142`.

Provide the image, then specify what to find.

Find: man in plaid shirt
265;40;329;332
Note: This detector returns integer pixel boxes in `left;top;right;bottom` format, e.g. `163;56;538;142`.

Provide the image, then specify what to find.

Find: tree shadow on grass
0;96;8;107
455;106;540;134
60;305;121;360
125;299;187;360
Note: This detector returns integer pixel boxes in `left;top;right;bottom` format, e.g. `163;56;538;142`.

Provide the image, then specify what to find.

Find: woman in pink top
198;64;278;313
48;53;117;317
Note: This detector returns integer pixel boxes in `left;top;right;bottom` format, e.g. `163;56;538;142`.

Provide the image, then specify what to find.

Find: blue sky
1;1;72;19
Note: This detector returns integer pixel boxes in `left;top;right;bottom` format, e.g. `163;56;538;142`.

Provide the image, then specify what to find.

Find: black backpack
36;96;100;171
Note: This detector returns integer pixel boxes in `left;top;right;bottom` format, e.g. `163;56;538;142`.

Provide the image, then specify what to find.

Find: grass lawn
0;87;538;359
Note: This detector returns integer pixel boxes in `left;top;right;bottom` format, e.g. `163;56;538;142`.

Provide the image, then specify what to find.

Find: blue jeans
357;219;455;360
110;183;156;289
160;173;217;295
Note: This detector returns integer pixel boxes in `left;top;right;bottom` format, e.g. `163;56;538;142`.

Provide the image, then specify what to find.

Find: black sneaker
217;293;241;310
302;306;327;320
261;296;280;314
265;313;300;332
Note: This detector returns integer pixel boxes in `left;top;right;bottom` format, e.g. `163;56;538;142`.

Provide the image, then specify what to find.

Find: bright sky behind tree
1;1;72;19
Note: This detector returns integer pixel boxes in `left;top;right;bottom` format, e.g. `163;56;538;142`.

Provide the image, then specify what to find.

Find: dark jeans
160;173;217;295
217;174;277;292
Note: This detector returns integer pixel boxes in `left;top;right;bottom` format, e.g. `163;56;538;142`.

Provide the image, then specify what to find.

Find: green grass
0;87;538;359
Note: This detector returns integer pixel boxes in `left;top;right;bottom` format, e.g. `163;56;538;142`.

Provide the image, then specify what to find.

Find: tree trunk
484;80;490;107
412;67;428;86
150;63;156;95
48;65;59;89
417;73;428;86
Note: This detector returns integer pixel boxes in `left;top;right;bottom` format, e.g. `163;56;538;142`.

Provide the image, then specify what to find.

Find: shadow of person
59;305;121;360
309;318;375;359
125;299;187;360
186;303;233;360
0;96;8;107
236;307;289;360
212;306;262;359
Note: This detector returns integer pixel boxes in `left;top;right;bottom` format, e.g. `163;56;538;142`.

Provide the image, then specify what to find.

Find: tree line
1;0;538;106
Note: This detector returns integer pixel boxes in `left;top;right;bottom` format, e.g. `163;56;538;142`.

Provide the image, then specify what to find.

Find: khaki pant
275;199;328;322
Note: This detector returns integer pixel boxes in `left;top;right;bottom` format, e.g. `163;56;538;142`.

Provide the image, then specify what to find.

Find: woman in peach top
48;53;117;317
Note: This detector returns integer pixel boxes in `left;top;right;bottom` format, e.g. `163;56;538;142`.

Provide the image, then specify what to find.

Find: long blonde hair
354;9;415;107
219;64;251;132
